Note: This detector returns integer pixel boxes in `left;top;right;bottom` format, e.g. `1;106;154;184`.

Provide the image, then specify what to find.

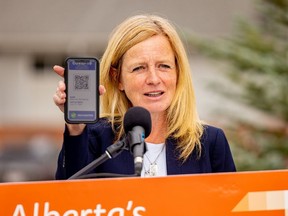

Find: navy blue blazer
56;118;236;179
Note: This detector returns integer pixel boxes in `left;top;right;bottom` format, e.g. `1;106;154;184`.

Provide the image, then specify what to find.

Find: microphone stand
68;139;135;180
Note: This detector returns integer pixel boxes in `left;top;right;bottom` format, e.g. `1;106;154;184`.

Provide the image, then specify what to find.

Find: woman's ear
118;81;124;91
109;66;118;82
110;67;124;91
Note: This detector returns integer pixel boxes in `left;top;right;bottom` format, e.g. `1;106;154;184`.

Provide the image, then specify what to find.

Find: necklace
143;143;166;177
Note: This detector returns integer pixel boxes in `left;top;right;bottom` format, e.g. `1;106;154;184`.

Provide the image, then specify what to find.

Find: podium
1;169;288;216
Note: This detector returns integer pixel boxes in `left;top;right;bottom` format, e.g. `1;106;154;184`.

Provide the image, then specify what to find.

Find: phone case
64;57;99;124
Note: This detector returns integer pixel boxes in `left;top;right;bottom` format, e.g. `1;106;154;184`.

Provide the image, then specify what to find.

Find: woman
53;14;236;179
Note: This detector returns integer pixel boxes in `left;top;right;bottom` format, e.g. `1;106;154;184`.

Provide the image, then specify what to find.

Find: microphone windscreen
123;106;151;137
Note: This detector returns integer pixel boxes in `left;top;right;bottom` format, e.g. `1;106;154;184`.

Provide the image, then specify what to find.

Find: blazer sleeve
208;127;237;172
55;119;115;180
55;125;91;180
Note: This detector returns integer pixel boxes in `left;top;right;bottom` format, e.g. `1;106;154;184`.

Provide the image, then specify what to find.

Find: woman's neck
145;113;167;144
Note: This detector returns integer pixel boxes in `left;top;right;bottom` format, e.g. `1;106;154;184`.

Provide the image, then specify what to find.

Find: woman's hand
52;65;106;135
53;66;66;113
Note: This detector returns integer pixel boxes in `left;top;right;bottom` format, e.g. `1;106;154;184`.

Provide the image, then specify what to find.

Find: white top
141;142;167;177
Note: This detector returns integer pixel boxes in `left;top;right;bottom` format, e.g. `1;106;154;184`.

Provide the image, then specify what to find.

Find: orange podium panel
1;170;288;216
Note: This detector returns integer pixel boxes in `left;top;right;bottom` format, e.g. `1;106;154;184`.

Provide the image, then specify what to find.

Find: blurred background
0;0;287;182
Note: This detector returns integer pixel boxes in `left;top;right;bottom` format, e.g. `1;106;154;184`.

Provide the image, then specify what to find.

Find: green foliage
188;0;288;171
226;124;288;171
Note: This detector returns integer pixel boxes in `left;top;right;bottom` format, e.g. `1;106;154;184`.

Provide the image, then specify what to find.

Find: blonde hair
100;14;204;161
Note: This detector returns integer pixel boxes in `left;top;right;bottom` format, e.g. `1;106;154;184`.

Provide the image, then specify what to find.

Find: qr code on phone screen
74;75;89;90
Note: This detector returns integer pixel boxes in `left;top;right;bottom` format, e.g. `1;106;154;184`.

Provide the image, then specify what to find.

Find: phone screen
65;58;99;123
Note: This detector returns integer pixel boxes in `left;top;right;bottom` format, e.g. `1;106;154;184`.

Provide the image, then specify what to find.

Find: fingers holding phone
53;80;66;113
53;65;65;77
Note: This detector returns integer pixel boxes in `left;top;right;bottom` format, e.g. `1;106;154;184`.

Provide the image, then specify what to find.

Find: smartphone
64;57;99;124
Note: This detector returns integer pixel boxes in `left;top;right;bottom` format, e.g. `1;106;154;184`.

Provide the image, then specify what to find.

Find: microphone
124;106;151;176
68;106;151;179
